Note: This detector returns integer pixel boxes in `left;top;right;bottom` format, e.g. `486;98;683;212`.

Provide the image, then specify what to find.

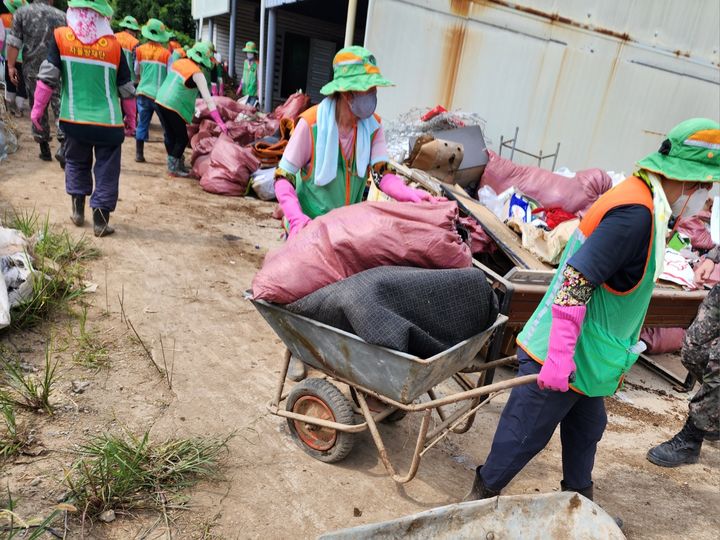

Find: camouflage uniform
682;246;720;433
5;0;66;143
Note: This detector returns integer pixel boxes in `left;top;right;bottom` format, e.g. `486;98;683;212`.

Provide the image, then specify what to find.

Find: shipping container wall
365;0;720;173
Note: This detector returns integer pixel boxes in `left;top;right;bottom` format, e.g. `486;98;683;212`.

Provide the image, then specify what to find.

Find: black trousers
155;104;189;159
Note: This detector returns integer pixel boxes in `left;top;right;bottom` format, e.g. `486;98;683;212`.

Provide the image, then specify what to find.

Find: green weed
0;488;66;539
0;405;28;460
64;431;232;517
71;307;109;368
0;345;58;415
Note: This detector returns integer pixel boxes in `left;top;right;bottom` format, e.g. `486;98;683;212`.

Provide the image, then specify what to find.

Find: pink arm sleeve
370;125;389;164
279;118;313;173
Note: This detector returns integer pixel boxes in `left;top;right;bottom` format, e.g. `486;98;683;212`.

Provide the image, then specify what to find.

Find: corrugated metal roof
366;0;720;172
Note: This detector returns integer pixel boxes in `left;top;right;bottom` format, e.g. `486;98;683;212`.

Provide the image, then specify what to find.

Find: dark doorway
281;33;310;98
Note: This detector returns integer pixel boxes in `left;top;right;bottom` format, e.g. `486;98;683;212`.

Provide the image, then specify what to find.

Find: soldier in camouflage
5;0;66;162
647;245;720;467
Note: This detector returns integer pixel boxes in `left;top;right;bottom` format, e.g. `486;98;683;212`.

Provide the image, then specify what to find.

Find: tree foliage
110;0;195;46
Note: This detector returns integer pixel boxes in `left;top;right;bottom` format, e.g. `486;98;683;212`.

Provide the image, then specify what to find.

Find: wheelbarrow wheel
349;388;407;423
286;378;355;463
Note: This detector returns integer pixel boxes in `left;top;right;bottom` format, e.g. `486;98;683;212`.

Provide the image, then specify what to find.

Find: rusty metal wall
366;0;720;172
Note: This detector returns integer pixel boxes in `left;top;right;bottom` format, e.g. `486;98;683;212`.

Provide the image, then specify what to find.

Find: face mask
671;185;710;218
247;53;255;60
349;91;377;119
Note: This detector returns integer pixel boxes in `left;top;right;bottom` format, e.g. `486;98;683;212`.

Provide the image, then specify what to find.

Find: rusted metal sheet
366;0;719;172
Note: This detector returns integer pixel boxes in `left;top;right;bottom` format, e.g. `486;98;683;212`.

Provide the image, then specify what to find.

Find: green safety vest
155;58;201;124
517;176;658;397
55;28;123;127
242;59;257;97
136;42;170;100
294;105;376;219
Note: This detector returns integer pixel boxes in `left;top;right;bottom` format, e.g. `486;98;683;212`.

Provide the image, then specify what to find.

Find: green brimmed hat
141;18;172;44
637;118;720;183
118;15;140;31
67;0;113;18
187;43;212;69
242;41;258;53
3;0;26;15
319;46;393;96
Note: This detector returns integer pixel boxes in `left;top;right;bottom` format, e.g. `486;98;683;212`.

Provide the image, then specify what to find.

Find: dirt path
1;121;718;539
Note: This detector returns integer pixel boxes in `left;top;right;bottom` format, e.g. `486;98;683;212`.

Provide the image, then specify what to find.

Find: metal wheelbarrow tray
251;298;506;404
248;263;536;483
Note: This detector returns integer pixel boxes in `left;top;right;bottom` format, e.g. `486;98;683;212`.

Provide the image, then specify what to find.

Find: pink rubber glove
236;82;243;96
537;305;587;392
31;80;54;132
379;173;443;203
211;83;218;96
209;109;228;136
121;98;137;136
275;179;311;239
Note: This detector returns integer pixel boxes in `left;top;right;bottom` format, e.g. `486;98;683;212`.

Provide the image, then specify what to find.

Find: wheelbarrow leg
356;392;432;484
272;349;292;408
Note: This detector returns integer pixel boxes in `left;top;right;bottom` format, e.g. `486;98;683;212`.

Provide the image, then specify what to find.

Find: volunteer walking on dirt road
464;119;720;506
5;0;65;163
133;18;171;163
154;42;227;177
274;46;443;382
647;246;720;467
114;14;140;136
31;0;135;237
2;0;28;118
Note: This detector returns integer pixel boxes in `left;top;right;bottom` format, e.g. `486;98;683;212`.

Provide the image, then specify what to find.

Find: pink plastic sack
199;134;259;195
200;171;248;196
459;217;496;254
269;92;311;121
640;327;686;354
252;201;473;304
192;154;212;179
194;97;256;122
676;215;714;250
480;150;613;215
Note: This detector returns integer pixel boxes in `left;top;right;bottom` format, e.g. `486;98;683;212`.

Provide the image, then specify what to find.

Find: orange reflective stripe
136;42;171;63
578;176;653;237
1;14;12;29
299;104;319;127
687;129;720;147
171;58;201;81
333;51;362;65
114;31;139;52
54;27;122;67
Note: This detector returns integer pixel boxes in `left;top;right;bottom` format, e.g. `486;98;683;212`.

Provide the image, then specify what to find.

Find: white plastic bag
477;185;511;220
250;168;277;201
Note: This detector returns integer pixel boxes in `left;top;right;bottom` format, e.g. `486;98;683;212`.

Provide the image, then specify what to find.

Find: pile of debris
188;92;311;197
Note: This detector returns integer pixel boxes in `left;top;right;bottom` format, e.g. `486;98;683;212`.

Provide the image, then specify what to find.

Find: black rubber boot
562;481;623;529
39;142;52;161
705;431;719;442
70;196;85;227
92;208;115;237
646;417;705;467
55;140;66;169
463;467;501;502
135;140;145;162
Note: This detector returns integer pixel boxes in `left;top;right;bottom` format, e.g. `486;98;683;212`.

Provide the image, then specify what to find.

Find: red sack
199;134;259;195
640;327;686;354
190;132;218;164
187;123;199;140
459;217;496;254
676;215;714;250
480;150;612;215
192;154;212;179
252;201;473;304
269;92;311;121
194;97;256;123
200;172;249;196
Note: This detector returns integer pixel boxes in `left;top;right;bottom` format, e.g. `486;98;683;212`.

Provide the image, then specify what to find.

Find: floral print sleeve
554;265;595;306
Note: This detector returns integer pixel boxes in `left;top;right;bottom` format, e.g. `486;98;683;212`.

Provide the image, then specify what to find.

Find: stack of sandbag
199;134;260;196
252;201;474;304
480;150;612;215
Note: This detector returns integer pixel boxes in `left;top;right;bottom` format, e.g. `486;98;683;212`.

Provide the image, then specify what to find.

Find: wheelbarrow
247;265;536;483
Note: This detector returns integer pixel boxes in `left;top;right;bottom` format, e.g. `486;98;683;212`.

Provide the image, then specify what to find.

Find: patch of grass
0;405;29;460
64;431;232;518
71;307;109;368
0;488;68;539
3;208;100;330
0;345;58;415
